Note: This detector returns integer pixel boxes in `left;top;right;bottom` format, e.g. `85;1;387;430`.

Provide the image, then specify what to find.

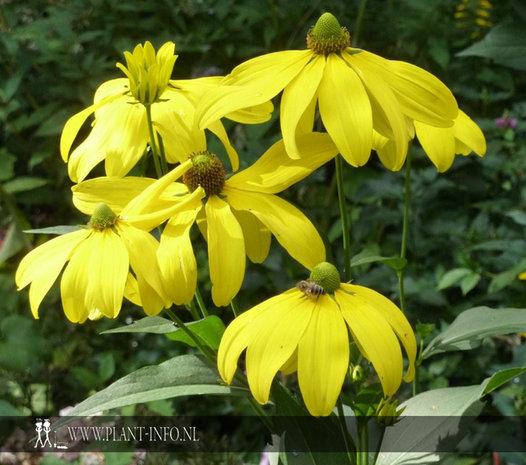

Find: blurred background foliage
1;0;526;463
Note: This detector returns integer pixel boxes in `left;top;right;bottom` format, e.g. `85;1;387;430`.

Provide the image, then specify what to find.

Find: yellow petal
414;121;455;172
226;100;274;124
124;273;142;307
231;208;271;264
217;290;298;384
318;54;373;166
84;229;129;319
224;186;325;270
207;119;239;171
454;110;486;156
351;50;458;127
158;204;202;305
16;229;90;318
93;78;129;105
117;223;169;314
205;195;246;306
298;294;349;416
198;50;312;129
60;234;95;323
60;93;123;161
226;133;338;194
280;349;298;375
340;283;417;383
281;55;325;158
246;290;313;404
336;288;403;397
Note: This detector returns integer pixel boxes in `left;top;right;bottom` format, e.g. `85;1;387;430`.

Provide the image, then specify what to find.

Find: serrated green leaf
63;354;247;417
24;225;84;235
437;268;471;290
424;307;526;358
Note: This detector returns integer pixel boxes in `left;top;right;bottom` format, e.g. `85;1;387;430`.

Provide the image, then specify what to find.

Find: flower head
73;133;338;307
60;42;272;182
198;12;461;171
217;261;417;416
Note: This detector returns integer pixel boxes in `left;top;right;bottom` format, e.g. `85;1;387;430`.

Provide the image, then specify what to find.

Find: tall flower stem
230;298;241;317
353;0;369;46
335;155;352;281
337;397;356;464
194;287;209;318
145;104;164;178
397;147;412;315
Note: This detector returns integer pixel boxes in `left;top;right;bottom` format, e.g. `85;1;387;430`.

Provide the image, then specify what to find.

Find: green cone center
307;12;351;54
89;203;118;230
183;151;226;196
309;261;341;293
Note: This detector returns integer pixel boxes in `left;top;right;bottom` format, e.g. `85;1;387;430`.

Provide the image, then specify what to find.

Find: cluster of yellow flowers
16;13;486;416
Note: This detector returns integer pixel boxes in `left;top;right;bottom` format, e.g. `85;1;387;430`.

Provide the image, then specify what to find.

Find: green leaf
0;149;16;181
101;316;176;335
482;367;526;396
167;315;226;351
488;258;526;293
0;399;23;416
2;176;47;194
437;268;471;290
351;250;407;271
460;272;480;295
457;23;526;71
376;380;489;465
64;354;246;417
506;210;526;226
24;225;84;235
0;222;25;264
423;307;526;359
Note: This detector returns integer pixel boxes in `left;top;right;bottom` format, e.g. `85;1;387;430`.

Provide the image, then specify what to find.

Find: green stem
371;427;386;465
397;147;412;314
337;397;356;464
352;0;369;47
230;298;241;317
145;104;163;178
363;423;369;465
233;371;273;432
412;337;424;396
335;155;352;281
194;287;209;318
164;307;215;363
186;301;200;321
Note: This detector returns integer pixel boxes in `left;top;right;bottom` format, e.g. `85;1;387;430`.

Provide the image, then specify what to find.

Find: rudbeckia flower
217;262;417;417
197;12;460;171
16;162;201;323
72;133;339;307
60;41;272;182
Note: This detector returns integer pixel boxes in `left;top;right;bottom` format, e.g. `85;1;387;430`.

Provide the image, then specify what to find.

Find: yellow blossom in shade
375;109;486;172
197;12;459;170
217;261;417;417
519;272;526;281
72;133;338;307
60;41;273;182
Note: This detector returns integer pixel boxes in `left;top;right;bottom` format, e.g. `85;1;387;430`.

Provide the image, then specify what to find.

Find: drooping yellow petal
207;119;239;171
281;55;325;158
205;195;245;306
246;290;313;404
60;234;95;323
231;208;271;264
158;204;202;305
226;100;274;124
84;229;129;319
340;283;416;382
217;290;298;384
60;93;123;161
336;289;403;397
117;223;169;315
343;52;408;170
414;121;456;172
351;50;458;127
124;273;142;307
297;294;349;416
454;110;486;156
93;78;129;106
318;54;373;166
280;349;298;375
198;50;312;129
16;229;90;318
224;186;325;270
226;133;338;194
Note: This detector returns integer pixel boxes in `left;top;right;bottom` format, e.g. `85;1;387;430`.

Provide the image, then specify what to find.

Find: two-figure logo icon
34;418;52;448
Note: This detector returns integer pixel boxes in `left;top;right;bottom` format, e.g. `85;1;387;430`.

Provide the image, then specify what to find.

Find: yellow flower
197;12;459;171
72;133;338;307
60;41;272;182
375;109;486;171
16;163;200;323
217;262;417;416
519;272;526;281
